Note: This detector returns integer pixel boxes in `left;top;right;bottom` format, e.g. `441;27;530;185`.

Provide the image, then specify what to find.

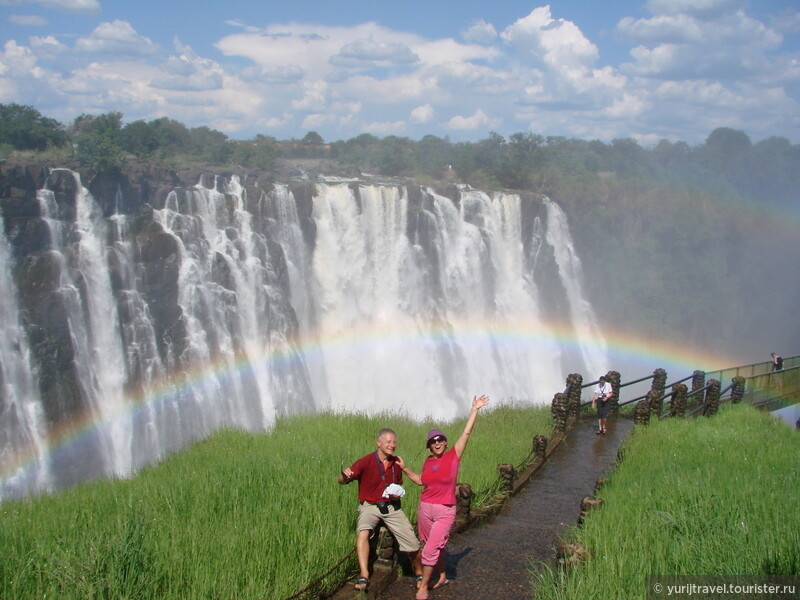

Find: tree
72;112;124;172
0;103;68;151
301;131;324;146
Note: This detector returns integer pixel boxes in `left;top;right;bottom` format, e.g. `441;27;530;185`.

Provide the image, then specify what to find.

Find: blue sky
1;0;799;145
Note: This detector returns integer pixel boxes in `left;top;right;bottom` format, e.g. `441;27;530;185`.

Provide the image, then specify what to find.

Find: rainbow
0;315;742;495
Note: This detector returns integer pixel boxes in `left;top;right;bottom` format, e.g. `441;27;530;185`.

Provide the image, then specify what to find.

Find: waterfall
0;214;52;500
542;197;608;378
0;173;606;497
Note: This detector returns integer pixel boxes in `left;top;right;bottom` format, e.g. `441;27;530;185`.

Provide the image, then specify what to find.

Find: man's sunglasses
428;436;447;445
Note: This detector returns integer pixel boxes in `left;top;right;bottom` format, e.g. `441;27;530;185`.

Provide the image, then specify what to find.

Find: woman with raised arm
397;394;490;600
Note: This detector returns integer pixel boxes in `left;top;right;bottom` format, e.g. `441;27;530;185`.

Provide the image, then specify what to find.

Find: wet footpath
377;418;634;600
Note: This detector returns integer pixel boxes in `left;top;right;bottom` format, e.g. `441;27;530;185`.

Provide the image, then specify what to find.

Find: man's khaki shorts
356;502;420;552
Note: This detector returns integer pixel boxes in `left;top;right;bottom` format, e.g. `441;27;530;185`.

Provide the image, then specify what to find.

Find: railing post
691;370;705;397
651;368;667;396
566;373;583;419
497;463;517;493
647;389;663;416
670;383;688;417
702;379;721;416
551;392;568;432
606;370;621;415
455;482;473;527
730;376;746;404
533;434;548;459
634;399;651;425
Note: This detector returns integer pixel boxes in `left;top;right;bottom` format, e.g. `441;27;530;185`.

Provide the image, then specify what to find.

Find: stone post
605;370;621;415
730;376;746;404
691;370;705;396
651;368;667;396
533;434;548;459
634;399;650;425
670;383;688;417
566;373;583;419
647;389;663;417
455;482;473;527
497;463;517;493
702;379;721;416
551;392;568;432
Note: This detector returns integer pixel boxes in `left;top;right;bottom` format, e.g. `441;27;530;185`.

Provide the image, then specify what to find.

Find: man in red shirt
339;428;420;591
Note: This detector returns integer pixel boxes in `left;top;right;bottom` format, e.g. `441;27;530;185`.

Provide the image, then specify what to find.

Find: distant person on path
592;375;613;434
338;428;420;592
771;352;783;371
398;394;490;600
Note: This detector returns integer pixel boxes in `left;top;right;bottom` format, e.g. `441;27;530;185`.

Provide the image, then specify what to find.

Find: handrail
618;374;655;388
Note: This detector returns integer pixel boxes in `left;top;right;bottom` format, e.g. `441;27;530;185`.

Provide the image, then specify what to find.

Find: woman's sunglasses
428;436;447;445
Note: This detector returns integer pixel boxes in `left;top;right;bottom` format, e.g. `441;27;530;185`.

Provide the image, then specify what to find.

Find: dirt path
377;417;634;600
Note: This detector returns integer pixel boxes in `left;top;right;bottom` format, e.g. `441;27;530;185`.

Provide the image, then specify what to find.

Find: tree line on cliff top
2;102;799;356
1;102;799;210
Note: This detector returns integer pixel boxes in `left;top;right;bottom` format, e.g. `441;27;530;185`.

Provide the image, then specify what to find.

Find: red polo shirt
347;451;403;503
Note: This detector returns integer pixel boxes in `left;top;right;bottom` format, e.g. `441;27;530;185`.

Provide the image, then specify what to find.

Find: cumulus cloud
461;19;498;44
7;14;47;26
74;20;160;56
332;37;419;66
410;103;433;123
445;108;499;131
645;0;746;19
363;120;406;134
618;8;783;80
0;0;100;14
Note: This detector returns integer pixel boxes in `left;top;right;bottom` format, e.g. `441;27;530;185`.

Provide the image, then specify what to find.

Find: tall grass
533;403;800;600
1;403;552;600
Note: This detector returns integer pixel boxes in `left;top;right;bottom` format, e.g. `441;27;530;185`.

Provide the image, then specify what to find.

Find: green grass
532;403;800;600
0;404;552;600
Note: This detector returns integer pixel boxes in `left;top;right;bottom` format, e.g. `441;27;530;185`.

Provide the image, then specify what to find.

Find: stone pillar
647;389;663;417
651;368;667;396
497;463;517;493
730;376;746;404
702;379;721;416
634;399;650;425
374;527;396;567
551;392;568;432
691;370;705;396
455;482;473;527
533;434;548;459
670;383;688;417
605;370;621;415
566;373;583;419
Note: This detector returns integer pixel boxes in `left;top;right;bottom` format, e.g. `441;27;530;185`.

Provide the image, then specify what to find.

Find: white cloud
74;20;160;56
0;0;100;14
618;9;783;80
410;103;433;123
363;120;406;134
501;6;599;70
333;37;419;65
444;108;499;131
461;19;498;45
645;0;746;19
7;14;47;26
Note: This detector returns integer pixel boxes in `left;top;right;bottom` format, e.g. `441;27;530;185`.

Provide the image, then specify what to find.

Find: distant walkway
377;418;634;600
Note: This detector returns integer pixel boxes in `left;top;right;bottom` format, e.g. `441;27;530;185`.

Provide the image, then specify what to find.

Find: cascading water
0;172;607;498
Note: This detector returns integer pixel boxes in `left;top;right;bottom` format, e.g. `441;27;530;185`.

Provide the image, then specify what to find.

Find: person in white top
592;375;613;434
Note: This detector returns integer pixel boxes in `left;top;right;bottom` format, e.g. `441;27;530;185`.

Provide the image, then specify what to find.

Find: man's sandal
354;577;369;591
